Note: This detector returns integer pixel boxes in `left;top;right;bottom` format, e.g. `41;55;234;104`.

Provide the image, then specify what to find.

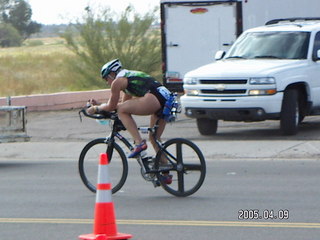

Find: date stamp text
238;209;289;220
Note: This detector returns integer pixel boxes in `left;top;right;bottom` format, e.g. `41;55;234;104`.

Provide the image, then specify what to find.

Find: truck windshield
225;31;310;60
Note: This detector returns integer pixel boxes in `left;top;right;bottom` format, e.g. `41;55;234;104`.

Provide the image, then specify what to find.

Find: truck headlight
249;89;277;95
183;77;197;85
184;89;200;96
249;77;275;84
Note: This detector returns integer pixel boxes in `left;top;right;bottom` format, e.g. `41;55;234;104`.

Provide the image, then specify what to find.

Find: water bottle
96;119;110;125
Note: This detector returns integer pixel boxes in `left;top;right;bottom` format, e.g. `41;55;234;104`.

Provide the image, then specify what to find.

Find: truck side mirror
215;50;226;60
312;49;320;61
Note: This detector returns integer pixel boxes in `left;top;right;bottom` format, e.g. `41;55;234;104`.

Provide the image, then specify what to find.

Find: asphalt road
1;110;320;240
1;158;320;240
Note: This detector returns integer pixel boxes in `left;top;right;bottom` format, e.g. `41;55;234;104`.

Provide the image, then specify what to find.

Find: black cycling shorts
150;88;167;108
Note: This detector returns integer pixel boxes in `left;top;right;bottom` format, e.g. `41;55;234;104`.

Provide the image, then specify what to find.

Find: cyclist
86;59;172;181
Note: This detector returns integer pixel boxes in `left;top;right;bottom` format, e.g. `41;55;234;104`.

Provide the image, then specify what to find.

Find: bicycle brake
78;110;83;122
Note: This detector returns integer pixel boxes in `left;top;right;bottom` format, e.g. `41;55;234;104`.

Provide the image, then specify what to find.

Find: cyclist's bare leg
149;114;167;163
117;93;161;145
149;113;171;185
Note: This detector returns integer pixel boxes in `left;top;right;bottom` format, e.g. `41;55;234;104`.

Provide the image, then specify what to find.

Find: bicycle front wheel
79;138;128;194
155;138;206;197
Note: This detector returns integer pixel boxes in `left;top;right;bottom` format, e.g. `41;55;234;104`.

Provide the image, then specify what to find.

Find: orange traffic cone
79;153;133;240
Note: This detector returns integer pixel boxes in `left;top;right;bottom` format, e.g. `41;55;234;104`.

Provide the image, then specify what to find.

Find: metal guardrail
0;106;30;143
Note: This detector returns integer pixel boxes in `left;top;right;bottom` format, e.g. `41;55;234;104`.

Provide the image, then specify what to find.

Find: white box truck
160;0;320;92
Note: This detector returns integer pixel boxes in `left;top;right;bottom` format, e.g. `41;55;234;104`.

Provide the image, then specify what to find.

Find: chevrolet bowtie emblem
215;84;226;91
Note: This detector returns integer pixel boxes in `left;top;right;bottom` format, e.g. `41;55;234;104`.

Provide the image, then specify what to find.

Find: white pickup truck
181;18;320;135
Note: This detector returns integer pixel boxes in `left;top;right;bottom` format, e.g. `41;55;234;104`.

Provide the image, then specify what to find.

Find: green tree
2;0;41;40
0;22;21;46
0;0;11;13
63;6;161;89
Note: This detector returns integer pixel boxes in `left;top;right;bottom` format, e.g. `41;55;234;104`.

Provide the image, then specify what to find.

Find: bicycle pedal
152;180;161;188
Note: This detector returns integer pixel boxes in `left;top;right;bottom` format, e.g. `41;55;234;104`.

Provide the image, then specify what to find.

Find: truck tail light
166;71;182;83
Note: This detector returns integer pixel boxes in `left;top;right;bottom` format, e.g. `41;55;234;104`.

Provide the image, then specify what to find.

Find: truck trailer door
162;1;238;91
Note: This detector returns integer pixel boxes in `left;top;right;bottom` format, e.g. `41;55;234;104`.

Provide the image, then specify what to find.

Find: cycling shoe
128;140;147;158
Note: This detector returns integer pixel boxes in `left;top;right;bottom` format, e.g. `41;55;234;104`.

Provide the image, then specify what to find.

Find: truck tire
280;89;299;135
197;118;218;135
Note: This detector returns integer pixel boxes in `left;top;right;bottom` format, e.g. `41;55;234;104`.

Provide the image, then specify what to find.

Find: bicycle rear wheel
79;138;128;194
154;138;206;197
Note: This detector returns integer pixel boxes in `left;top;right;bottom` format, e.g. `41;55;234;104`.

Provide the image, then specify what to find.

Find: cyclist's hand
87;99;98;106
86;106;96;115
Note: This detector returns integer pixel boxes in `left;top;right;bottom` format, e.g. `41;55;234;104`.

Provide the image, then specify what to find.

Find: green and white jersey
117;69;162;97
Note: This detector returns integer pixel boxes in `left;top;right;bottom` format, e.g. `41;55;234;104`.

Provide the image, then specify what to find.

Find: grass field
0;38;89;97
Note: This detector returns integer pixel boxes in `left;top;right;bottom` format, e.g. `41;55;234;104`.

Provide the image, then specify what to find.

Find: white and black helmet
101;59;122;78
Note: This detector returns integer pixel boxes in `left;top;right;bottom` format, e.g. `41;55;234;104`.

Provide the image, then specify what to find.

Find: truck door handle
168;42;179;47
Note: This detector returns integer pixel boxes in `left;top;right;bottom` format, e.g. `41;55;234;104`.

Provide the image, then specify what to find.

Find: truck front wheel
197;118;218;135
280;89;300;135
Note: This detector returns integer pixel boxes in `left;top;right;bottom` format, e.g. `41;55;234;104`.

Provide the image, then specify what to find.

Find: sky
28;0;160;25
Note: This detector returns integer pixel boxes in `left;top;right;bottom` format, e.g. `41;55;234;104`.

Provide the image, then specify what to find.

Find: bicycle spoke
183;163;202;171
177;171;185;193
176;142;183;164
176;142;185;193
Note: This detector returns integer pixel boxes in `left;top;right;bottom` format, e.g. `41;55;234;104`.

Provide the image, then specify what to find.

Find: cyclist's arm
99;77;127;111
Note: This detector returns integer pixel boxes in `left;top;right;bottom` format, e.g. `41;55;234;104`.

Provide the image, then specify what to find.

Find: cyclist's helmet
101;59;122;79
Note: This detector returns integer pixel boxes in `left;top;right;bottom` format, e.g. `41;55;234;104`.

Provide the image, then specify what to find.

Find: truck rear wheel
280;89;299;135
197;118;218;135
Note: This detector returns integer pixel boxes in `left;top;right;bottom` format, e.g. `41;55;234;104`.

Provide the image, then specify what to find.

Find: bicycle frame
102;116;175;174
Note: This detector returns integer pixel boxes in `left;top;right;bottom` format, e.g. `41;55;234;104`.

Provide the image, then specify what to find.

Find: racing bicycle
78;109;206;197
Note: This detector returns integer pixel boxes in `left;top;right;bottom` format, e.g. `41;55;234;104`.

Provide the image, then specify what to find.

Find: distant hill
31;23;159;39
30;24;70;38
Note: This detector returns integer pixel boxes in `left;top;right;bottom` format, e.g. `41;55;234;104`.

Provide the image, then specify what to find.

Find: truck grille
201;89;246;94
198;78;248;96
199;79;247;84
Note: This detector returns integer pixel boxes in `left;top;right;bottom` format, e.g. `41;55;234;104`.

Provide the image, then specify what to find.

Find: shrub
25;39;44;46
0;23;22;47
63;6;162;89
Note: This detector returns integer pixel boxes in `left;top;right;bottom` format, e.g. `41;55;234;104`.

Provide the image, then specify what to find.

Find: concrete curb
0;89;112;111
1;140;320;161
